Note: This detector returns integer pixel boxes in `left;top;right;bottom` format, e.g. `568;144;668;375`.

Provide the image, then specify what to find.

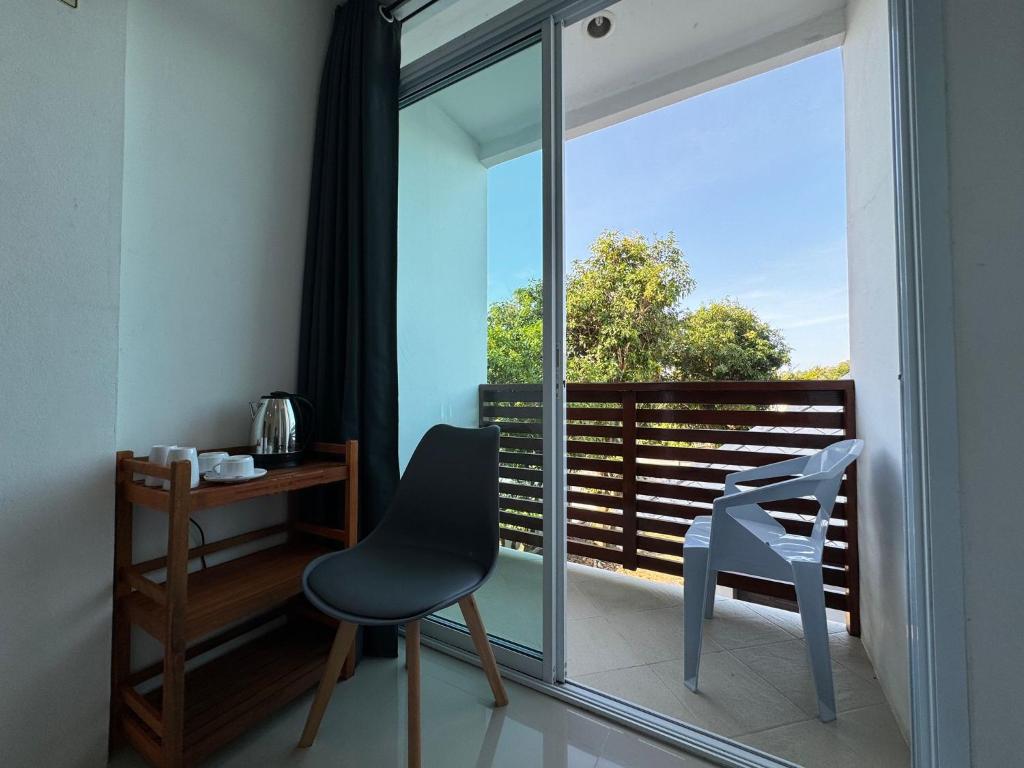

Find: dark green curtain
298;0;401;657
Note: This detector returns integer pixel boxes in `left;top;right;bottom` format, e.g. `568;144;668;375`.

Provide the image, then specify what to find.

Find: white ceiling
563;0;845;136
428;44;543;165
403;0;847;166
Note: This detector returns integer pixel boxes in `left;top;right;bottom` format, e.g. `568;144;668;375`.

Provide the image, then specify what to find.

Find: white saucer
203;468;268;484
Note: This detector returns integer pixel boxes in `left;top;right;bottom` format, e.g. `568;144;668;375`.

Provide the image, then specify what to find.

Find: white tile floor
108;645;715;768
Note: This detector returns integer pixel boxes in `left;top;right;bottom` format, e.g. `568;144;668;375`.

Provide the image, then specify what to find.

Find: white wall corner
842;0;911;741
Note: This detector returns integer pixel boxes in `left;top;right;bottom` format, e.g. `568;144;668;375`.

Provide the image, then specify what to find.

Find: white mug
145;445;176;487
209;455;255;479
198;451;229;473
163;446;199;489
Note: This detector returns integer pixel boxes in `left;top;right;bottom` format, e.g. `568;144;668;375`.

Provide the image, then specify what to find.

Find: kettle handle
289;393;316;451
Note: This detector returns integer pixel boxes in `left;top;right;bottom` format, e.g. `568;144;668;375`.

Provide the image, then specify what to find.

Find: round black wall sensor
586;14;614;39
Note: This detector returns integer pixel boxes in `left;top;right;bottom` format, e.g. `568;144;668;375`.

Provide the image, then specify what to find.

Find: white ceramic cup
145;445;176;487
210;454;256;479
198;451;229;474
163;446;199;489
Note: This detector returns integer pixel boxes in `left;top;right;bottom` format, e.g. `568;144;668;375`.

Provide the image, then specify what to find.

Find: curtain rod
379;0;443;24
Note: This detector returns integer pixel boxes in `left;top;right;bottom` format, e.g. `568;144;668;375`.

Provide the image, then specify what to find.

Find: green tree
566;231;694;382
671;300;791;381
486;231;793;384
487;280;543;384
781;360;850;380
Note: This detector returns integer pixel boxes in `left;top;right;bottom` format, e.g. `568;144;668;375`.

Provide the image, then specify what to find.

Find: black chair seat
304;543;489;625
302;424;500;627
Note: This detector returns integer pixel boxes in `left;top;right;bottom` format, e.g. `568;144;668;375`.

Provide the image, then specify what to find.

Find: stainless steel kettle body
249;391;315;468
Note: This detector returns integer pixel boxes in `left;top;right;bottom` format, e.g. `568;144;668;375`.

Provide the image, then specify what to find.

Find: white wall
842;0;910;737
118;0;332;457
397;99;488;469
116;0;334;611
943;1;1024;764
0;1;127;766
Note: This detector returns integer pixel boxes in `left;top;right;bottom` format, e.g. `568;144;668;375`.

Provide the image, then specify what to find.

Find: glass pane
397;43;545;655
560;3;907;767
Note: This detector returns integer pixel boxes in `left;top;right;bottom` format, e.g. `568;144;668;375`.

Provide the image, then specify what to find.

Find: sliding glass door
395;2;921;766
397;27;564;680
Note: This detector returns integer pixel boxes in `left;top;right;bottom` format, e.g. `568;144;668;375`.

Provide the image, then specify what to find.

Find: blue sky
487;48;849;370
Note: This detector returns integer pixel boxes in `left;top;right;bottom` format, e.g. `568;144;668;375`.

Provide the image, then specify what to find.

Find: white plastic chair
682;438;863;722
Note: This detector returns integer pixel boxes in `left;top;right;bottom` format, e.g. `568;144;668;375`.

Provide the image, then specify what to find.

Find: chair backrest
804;438;864;479
804;439;864;545
373;424;501;572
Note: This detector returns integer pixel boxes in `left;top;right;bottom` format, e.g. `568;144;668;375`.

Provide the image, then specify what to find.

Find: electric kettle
248;391;315;468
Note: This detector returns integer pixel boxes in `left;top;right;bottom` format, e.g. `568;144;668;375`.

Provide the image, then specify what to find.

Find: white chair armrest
714;475;820;513
723;455;814;494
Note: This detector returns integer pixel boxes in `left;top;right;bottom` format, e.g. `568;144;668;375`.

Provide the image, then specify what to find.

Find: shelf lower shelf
123;543;330;644
122;619;336;766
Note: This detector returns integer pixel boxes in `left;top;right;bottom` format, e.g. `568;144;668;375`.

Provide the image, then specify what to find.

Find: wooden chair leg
407;620;421;768
458;595;509;707
299;621;358;748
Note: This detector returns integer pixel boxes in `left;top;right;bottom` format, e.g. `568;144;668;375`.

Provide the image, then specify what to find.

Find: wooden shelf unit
111;441;358;768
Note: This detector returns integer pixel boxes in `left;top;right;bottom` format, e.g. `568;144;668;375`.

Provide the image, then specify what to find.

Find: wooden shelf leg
110;451;135;752
407;620;421;768
344;439;359;550
162;461;192;767
341;439;359;681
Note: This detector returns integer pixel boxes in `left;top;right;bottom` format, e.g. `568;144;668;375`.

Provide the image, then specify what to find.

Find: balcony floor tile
738;702;910;768
648;654;808;738
730;639;888;718
567;615;648;676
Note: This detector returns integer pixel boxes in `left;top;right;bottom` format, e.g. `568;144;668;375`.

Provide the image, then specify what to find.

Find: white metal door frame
540;14;568;687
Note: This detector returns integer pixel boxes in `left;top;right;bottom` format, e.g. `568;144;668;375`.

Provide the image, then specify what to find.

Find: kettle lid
265;390;293;399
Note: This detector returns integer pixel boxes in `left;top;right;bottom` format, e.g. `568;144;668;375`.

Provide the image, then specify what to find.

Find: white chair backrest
804;439;864;478
802;439;863;544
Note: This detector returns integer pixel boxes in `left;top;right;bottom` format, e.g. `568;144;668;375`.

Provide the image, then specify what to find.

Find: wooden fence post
843;383;861;636
621;390;638;570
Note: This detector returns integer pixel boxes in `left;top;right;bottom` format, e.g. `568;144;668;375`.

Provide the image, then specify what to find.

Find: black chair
297;424;508;767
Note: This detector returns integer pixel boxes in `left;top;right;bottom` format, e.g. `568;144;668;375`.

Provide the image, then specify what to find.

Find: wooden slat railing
479;380;860;635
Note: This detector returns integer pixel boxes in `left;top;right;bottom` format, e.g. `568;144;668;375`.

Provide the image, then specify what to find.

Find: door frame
539;14;568;686
888;1;971;764
399;0;971;765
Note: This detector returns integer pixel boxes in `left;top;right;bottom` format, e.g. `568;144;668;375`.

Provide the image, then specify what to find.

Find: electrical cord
189;518;209;570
